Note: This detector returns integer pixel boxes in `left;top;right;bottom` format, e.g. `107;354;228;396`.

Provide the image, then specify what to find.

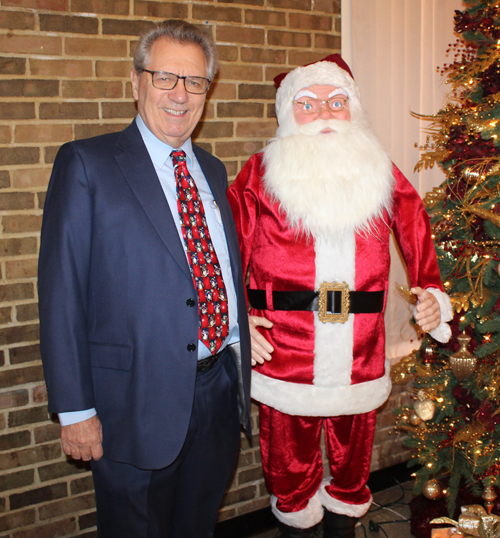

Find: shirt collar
135;114;194;169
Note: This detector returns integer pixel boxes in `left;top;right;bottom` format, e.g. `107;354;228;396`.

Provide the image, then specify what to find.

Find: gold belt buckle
318;281;350;324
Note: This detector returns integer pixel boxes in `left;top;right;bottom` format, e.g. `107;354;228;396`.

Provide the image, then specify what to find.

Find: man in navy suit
38;19;251;538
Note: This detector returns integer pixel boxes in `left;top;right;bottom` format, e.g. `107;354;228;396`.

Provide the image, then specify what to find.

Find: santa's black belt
247;283;385;324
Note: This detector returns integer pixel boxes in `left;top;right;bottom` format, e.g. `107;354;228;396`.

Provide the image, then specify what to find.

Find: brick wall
0;1;408;536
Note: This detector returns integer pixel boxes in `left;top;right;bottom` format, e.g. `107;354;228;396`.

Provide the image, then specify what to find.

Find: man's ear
130;69;139;101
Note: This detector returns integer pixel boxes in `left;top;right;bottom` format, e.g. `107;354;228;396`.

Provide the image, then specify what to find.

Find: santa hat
273;54;364;137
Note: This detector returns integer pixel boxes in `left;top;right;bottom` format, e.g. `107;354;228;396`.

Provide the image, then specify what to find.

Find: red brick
0;78;57;99
289;12;332;30
239;84;276;100
8;405;49;429
71;0;127;14
314;33;341;50
17;303;40;323
268;0;310;8
0;125;11;144
2;216;41;235
215;140;263;158
71;475;95;495
39;102;99;120
0;469;34;492
0;11;34;30
34;423;60;444
0;431;31;452
0;365;43;390
0;509;36;533
96;60;132;78
193;5;242;23
0;307;11;324
3;0;67;9
0;390;29;409
12;518;77;538
217;102;264;118
40;492;95;520
236;120;277;138
15;124;72;145
268;30;311;48
40;14;98;34
102;18;154;35
101;102;138;119
242;47;285;65
0;237;37;260
288;50;331;66
0;324;40;346
0;442;60;473
30;59;93;77
216;45;238;62
0;148;39;166
0;193;35;210
313;0;340;12
209;82;237;100
79;511;97;530
65;37;127;57
62;80;123;99
10;345;40;366
218;0;264;5
217;25;265;45
0;171;9;188
74;123;128;140
12;168;51;189
39;460;91;482
0;35;62;56
0;102;34;120
5;259;38;280
192;121;233;140
218;64;263;82
244;9;286;26
0;57;26;75
134;1;188;18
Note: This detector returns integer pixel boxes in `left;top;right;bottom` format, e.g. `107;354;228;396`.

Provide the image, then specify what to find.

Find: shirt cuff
58;408;97;426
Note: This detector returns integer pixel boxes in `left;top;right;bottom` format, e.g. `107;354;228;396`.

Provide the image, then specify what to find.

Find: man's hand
412;287;441;332
61;415;103;462
249;315;274;366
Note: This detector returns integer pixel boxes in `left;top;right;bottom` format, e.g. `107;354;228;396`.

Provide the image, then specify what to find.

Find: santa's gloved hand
249;315;274;366
412;287;441;332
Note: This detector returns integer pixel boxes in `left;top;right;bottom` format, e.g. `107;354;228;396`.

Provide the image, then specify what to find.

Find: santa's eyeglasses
292;96;349;114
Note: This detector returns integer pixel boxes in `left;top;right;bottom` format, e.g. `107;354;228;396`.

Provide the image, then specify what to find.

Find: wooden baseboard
214;461;412;538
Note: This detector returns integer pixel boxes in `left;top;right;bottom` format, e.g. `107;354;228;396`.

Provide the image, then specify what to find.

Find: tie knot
170;150;187;167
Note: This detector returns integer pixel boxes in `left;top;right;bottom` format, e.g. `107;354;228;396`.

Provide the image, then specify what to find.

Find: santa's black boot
322;510;357;538
276;520;321;538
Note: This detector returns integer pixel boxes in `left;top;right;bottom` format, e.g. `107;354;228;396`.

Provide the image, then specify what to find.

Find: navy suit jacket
38;120;252;469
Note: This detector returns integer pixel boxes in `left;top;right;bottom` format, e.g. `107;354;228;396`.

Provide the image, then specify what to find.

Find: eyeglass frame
140;69;212;94
292;96;349;114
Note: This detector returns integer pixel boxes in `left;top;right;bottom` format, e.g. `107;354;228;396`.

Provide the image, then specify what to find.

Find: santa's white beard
262;117;394;240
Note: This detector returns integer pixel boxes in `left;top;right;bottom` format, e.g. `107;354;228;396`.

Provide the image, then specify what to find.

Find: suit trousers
91;349;241;538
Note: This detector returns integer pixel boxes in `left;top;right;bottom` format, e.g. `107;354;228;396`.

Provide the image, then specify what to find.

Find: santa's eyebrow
328;88;348;98
294;89;318;100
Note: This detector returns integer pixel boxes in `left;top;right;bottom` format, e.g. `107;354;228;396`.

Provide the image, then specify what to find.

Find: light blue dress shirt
59;115;240;426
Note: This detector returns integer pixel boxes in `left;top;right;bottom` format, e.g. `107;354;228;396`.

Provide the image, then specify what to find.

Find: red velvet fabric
259;404;376;512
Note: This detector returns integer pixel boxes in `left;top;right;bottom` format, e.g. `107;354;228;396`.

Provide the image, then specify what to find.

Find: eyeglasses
292;96;349;114
141;69;211;94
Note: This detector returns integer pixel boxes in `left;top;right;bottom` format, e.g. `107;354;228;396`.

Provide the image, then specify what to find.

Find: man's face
293;84;351;132
131;38;208;148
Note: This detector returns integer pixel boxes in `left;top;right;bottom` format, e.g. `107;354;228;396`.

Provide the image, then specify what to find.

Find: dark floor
251;482;414;538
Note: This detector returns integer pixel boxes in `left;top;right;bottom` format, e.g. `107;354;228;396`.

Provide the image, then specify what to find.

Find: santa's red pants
259;404;377;528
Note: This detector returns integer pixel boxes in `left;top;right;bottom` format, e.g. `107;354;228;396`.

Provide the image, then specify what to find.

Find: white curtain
341;0;462;359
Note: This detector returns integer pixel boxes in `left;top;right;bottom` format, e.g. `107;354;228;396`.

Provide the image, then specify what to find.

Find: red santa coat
227;152;444;417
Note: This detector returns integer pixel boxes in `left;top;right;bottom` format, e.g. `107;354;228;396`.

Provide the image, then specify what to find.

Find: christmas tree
392;0;500;523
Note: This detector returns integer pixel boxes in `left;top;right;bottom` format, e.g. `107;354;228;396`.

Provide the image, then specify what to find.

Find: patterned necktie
171;150;229;355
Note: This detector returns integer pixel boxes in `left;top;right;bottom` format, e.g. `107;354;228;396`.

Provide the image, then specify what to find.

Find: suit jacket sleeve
38;142;96;413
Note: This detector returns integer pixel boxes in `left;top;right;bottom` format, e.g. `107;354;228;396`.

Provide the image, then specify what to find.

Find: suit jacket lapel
114;122;191;281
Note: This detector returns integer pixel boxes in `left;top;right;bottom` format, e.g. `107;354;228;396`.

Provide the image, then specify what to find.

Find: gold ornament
409;410;422;426
431;504;500;538
390;354;417;385
414;390;436;422
482;484;497;515
449;332;477;382
423;479;442;500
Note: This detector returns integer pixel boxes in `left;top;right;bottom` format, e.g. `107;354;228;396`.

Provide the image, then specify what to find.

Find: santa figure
227;55;452;538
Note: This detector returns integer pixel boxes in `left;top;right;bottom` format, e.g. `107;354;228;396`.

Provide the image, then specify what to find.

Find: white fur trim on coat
271;492;324;529
412;288;453;344
251;361;392;417
319;478;373;517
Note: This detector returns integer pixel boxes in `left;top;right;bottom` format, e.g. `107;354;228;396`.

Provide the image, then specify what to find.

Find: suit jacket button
187;343;196;352
186;298;195;307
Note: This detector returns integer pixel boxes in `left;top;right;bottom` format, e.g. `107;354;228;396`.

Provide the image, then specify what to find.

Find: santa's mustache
299;118;354;136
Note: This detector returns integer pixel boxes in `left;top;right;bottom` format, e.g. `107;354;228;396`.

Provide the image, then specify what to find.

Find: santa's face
292;85;351;133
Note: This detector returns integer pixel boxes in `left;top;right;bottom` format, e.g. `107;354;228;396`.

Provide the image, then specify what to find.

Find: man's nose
318;103;335;119
168;80;189;103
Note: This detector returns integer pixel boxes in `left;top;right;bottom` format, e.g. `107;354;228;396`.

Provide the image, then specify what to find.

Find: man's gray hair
133;19;218;81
